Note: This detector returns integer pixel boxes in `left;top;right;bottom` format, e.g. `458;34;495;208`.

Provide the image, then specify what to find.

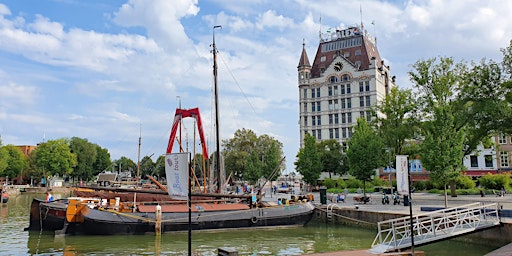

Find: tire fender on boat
250;216;258;224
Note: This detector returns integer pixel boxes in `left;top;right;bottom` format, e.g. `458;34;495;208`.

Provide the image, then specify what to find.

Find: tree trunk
444;184;448;208
363;180;366;196
450;180;457;197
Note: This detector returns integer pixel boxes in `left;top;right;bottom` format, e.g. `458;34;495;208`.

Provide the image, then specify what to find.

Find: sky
1;0;511;174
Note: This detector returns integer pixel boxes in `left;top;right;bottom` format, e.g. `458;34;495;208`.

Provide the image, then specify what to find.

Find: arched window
329;76;337;83
342;74;351;81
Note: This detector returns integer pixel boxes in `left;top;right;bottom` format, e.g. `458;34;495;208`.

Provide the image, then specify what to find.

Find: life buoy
250;216;258;224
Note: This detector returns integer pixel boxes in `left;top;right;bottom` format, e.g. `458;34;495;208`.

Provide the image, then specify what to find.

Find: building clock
334;62;343;71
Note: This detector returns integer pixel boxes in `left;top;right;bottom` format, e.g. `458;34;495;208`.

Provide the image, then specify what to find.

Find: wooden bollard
155;204;162;235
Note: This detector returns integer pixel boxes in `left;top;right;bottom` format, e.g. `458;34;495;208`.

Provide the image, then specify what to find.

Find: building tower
298;24;396;148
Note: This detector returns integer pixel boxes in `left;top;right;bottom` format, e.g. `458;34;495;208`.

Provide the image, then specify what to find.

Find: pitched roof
297;40;310;68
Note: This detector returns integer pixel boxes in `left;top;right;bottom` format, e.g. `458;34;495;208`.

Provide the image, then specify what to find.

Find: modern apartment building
298;25;396;149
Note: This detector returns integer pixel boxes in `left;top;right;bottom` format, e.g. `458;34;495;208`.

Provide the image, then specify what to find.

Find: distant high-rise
298;24;396;148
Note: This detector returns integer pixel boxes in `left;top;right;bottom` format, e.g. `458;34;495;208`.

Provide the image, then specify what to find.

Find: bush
479;173;511;190
336;178;347;188
345;178;363;188
371;177;385;187
413;181;427;191
323;178;336;189
456;175;476;189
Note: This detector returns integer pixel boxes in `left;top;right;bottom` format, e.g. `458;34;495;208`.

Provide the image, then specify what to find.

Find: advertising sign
396;155;409;195
165;153;189;198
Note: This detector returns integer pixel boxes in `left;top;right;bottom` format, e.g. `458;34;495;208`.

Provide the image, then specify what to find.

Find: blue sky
1;0;511;174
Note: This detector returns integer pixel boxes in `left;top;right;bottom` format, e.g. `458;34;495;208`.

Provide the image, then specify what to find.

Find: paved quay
298;191;512;255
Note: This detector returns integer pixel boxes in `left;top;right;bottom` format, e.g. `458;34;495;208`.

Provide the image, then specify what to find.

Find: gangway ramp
369;202;501;254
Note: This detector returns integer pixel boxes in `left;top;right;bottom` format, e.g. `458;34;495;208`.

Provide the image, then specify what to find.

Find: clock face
334;62;343;71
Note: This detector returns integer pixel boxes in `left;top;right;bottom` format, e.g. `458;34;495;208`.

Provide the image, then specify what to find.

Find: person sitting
339;193;346;203
45;192;54;203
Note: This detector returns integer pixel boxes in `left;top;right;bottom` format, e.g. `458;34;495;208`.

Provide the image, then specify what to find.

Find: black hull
79;203;314;235
26;198;68;232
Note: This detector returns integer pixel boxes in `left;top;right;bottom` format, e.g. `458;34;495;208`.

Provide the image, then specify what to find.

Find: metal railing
370;202;501;254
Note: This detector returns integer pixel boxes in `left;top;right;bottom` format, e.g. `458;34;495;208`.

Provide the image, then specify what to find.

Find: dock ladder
369;202;501;254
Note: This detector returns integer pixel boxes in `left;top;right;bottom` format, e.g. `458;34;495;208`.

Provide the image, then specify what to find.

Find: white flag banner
165;153;189;198
396;155;409;195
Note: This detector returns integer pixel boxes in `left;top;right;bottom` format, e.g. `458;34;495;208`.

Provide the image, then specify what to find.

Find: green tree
154;155;166;178
70;137;97;181
223;129;284;184
93;145;111;175
113;157;137;178
410;57;466;206
32;139;77;179
0;145;29;180
346;118;385;195
317;139;345;178
295;133;322;185
374;87;419;163
0;143;8;175
140;155;155;177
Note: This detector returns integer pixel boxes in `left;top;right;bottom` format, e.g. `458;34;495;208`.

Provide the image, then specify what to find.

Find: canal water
0;193;507;255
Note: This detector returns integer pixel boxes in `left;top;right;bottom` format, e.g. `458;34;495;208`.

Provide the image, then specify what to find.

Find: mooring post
155;204;162;235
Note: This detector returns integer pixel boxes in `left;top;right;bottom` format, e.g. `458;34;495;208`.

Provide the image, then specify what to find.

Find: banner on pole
165;153;189;198
396;155;409;195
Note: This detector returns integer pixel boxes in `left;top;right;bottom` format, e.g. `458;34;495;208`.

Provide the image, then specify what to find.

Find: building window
312;130;316;138
328;100;333;110
360;96;364;107
329;129;334;139
365;81;370;91
485;155;493;168
342;128;347;138
317;115;321;125
347;113;352;123
359;82;364;92
341;113;346;124
366;111;372;122
317;102;321;111
360;111;365;119
328;87;333;96
366;96;371;106
342;75;350;81
312;103;315;112
304;102;307;112
321;56;326;62
341;86;345;95
470;156;478;167
334;99;339;109
303;89;307;99
316;88;320;98
334;85;338;95
346;84;351;94
311;89;315;98
347;98;352;108
499;135;507;144
355;50;361;56
348;127;353;137
330;76;337;83
329;114;333;124
500;151;509;167
317;129;322;140
335;128;339;138
334;114;339;124
312;116;316;126
304;116;308;126
341;99;346;109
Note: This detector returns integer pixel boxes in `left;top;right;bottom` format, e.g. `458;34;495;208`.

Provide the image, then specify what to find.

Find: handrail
370;202;500;253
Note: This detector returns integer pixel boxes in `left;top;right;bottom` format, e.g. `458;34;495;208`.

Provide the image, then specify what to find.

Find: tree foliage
0;145;29;179
223;129;284;184
70;137;98;181
346;118;384;194
295;133;322;185
317;139;346;177
374;87;419;164
31;139;77;178
140;155;155;177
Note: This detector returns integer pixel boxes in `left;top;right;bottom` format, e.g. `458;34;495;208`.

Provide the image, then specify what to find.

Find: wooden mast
212;25;224;194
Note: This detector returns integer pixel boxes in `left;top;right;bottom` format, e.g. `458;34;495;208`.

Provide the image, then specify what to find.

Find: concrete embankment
305;192;512;255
